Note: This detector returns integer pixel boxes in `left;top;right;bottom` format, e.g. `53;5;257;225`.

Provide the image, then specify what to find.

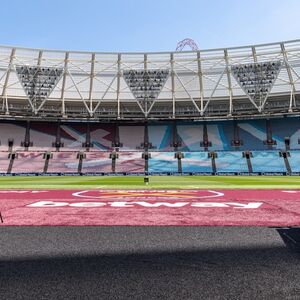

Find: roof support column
197;51;204;116
37;50;43;66
144;53;148;118
60;52;69;117
89;53;95;115
117;53;121;119
224;49;233;116
280;43;296;111
170;53;175;118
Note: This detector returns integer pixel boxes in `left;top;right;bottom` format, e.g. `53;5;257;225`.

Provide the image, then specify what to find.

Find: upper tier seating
148;125;172;151
177;124;203;151
207;124;226;151
251;151;286;172
12;152;45;173
0;122;26;151
148;152;178;173
60;124;86;151
237;120;268;151
0;117;298;152
29;122;57;151
89;124;115;151
215;151;248;173
119;126;144;151
270;118;300;150
216;121;234;151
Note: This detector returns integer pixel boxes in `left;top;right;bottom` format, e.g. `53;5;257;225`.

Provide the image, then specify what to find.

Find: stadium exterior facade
0;39;299;121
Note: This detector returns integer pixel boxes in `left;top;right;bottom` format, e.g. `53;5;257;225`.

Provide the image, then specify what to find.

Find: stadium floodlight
123;69;169;116
231;61;282;111
16;65;63;114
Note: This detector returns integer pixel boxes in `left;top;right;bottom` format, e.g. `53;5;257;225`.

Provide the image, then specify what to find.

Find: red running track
0;189;300;226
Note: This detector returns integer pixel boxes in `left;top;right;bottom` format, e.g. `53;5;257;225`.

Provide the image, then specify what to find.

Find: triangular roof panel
16;65;63;110
231;61;282;106
123;69;169;113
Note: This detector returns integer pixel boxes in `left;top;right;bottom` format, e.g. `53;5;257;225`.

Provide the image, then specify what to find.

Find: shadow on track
1;247;300;300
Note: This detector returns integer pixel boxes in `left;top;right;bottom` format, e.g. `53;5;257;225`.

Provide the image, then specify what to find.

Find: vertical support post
210;152;217;174
112;155;116;173
197;51;204;114
170;53;176;118
89;53;96;114
224;49;233;116
78;152;84;173
281;151;291;173
176;152;183;173
251;46;258;63
37;50;43;66
117;53;121;119
61;52;69;117
280;43;296;111
172;120;178;151
144;152;149;173
86;122;91;151
144;53;148;117
114;122;120;148
55;121;61;151
251;46;262;110
203;123;209;151
144;121;149;150
244;151;253;173
24;120;30;150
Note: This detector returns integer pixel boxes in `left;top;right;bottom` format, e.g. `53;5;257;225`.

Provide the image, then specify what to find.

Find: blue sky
2;0;300;52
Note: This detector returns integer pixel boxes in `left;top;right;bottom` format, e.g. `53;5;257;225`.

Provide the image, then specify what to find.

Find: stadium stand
81;152;112;173
29;122;57;151
148;124;173;151
215;151;248;173
12;152;45;173
0;152;10;173
60;124;86;151
0;117;299;175
251;151;287;173
238;120;267;151
119;126;144;150
115;151;145;173
177;123;203;151
0;122;26;151
270;118;300;150
148;152;178;173
182;152;212;173
89;124;115;151
47;152;79;173
288;151;300;172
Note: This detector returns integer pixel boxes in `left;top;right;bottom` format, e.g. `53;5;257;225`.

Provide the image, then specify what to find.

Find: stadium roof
0;39;300;120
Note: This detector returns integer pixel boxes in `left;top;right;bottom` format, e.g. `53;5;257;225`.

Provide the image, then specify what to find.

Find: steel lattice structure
0;39;300;121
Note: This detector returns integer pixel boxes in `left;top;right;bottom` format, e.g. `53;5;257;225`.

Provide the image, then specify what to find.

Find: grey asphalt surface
0;226;300;300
